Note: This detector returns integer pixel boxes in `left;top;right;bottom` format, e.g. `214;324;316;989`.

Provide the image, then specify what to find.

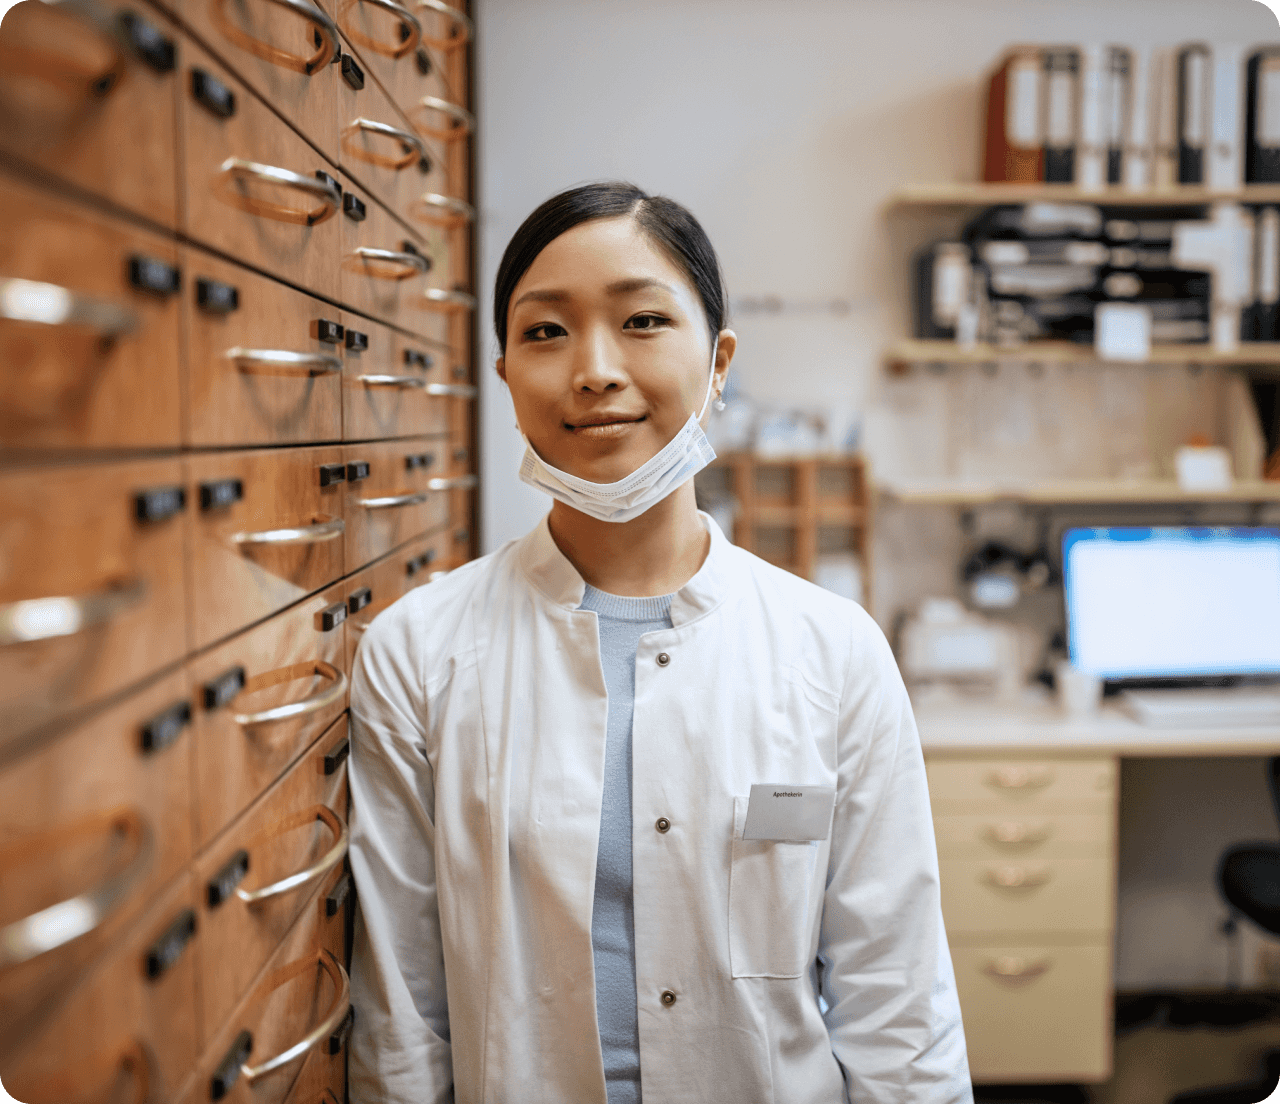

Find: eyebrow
511;277;677;311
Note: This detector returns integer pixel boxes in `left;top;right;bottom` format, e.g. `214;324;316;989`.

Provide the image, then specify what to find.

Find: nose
571;329;628;395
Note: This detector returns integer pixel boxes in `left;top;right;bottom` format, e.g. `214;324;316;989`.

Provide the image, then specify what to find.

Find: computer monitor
1062;527;1280;680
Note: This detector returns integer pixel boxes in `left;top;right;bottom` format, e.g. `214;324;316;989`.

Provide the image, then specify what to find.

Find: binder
914;242;973;339
1105;48;1133;185
982;47;1044;182
1209;43;1244;190
1151;48;1180;188
1256;207;1279;340
1177;43;1211;184
1078;45;1108;190
1043;47;1080;182
1124;47;1155;191
1245;47;1280;183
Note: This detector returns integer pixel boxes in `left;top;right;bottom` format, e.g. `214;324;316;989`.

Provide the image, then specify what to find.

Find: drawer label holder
324;737;350;776
326;869;352;916
200;478;244;511
129;255;181;297
196;278;240;315
204;666;246;710
320;602;347;632
191;67;236;118
343;192;367;221
348;586;372;613
319;463;347;487
211;1030;253;1100
140;699;192;755
207;849;250;907
404;349;433;370
406;549;437;576
135;484;186;523
119;10;175;73
315;318;344;345
144;908;196;980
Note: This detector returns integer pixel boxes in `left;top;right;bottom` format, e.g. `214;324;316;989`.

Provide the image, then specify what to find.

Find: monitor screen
1062;527;1280;679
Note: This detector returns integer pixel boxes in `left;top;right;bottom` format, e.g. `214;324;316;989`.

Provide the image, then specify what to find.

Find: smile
565;415;646;438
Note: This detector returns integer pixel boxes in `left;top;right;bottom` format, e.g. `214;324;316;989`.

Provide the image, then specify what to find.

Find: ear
495;355;507;383
713;329;737;392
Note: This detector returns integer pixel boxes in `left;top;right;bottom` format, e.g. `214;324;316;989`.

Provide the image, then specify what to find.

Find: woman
347;182;971;1104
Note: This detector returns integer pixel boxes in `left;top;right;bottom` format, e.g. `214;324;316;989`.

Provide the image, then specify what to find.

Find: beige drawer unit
0;873;202;1102
951;941;1113;1083
932;810;1112;860
189;581;349;847
926;755;1117;813
196;714;349;1035
0;172;183;450
0;456;189;742
938;855;1114;935
184;249;345;447
179;0;341;163
187;444;346;649
180;36;341;301
342;319;455;441
0;0;181;228
342;437;448;570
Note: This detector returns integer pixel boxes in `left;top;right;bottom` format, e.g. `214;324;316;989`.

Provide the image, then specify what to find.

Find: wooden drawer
339;173;433;333
179;0;339;163
184;856;348;1104
0;457;188;741
951;941;1112;1083
926;756;1117;813
190;581;348;847
342;318;453;441
184;250;344;446
939;855;1114;935
0;173;182;450
322;0;421;122
188;444;346;649
933;811;1112;860
0;669;193;1053
0;0;180;227
180;37;341;301
196;714;348;1037
343;437;447;571
1;873;201;1100
344;524;447;669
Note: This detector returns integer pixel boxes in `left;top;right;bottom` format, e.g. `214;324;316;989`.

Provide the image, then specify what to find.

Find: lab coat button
656;652;670;667
655;817;670;833
660;990;677;1006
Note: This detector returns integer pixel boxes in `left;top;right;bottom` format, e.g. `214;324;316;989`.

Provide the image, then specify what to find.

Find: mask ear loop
696;336;721;422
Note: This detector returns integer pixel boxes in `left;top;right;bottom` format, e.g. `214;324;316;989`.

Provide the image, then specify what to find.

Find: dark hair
493;181;727;351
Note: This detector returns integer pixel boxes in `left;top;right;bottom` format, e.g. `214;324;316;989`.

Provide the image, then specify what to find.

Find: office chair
1169;757;1280;1104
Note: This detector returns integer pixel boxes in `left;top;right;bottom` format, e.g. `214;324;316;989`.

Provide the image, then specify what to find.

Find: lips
564;414;645;429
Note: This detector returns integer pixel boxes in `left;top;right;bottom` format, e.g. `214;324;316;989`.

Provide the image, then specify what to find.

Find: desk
913;694;1280;1085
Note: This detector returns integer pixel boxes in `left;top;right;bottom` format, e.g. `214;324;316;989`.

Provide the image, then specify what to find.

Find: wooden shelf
752;504;865;526
879;479;1280;506
885;182;1280;210
885;339;1280;373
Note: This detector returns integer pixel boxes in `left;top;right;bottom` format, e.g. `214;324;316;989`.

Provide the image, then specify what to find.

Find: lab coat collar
516;509;734;627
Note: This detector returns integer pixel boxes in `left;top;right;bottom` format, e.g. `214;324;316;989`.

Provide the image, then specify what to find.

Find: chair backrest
1269;756;1280;835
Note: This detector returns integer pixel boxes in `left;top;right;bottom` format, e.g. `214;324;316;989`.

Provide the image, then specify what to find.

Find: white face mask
516;339;720;524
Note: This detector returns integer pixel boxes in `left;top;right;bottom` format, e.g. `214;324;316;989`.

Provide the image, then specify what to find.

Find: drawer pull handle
427;474;476;491
359;490;429;509
216;157;341;226
0;0;129;100
241;949;351;1082
345;117;428;170
357;372;427;388
418;287;476;312
0;579;146;646
986;766;1054;791
0;276;137;337
414;94;474;141
426;382;477;398
232;660;347;726
352;246;431;279
983;822;1053;846
982;955;1052;983
235;805;349;904
0;810;153;967
415;0;471;49
338;0;420;58
982;865;1052;890
410;191;475;228
231;516;345;546
211;0;339;74
228;347;343;376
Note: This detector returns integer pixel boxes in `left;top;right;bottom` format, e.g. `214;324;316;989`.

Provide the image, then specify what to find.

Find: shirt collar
517;511;734;627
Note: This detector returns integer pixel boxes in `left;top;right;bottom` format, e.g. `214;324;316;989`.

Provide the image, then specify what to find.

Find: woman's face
498;215;732;484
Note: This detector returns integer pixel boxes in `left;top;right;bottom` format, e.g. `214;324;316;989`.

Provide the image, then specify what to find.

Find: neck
547;482;710;597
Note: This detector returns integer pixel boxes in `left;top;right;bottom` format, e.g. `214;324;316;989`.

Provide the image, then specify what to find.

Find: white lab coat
347;513;971;1104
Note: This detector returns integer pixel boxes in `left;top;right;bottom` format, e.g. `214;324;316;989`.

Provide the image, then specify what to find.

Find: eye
624;313;670;331
523;322;567;341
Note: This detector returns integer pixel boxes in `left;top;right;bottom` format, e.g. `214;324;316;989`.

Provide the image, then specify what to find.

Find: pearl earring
713;395;727;412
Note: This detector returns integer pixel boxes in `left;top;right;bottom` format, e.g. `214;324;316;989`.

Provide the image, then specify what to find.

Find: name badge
742;783;836;842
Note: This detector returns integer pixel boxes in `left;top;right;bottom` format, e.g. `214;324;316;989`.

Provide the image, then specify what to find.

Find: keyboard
1121;687;1280;728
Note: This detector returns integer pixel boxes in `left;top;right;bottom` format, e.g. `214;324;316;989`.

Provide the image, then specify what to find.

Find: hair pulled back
493;181;727;352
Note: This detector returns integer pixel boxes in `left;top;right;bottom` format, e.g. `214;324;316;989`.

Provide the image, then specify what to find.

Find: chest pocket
727;795;819;979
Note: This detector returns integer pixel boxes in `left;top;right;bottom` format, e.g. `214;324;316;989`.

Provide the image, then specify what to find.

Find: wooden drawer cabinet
0;873;202;1102
188;444;346;649
343;437;448;570
939;855;1114;934
951;941;1113;1082
180;36;341;301
343;320;453;441
927;755;1117;812
0;0;181;228
0;173;183;450
190;582;348;847
179;0;340;163
344;524;447;666
196;715;349;1036
0;457;189;742
184;250;345;447
933;811;1112;860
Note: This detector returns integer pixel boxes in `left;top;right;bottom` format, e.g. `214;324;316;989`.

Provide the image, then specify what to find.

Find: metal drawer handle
359;490;429;509
211;0;338;73
0;0;129;100
228;347;343;376
216;157;341;226
982;865;1052;890
415;0;471;48
0;579;146;646
983;956;1052;983
987;766;1054;791
351;246;430;280
426;382;476;398
231;516;345;546
0;810;153;967
345;117;427;170
0;277;137;338
984;822;1053;846
357;373;425;388
416;94;473;136
419;287;476;311
235;805;349;904
241;949;351;1082
427;474;476;491
232;660;347;727
338;0;420;58
410;192;475;228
